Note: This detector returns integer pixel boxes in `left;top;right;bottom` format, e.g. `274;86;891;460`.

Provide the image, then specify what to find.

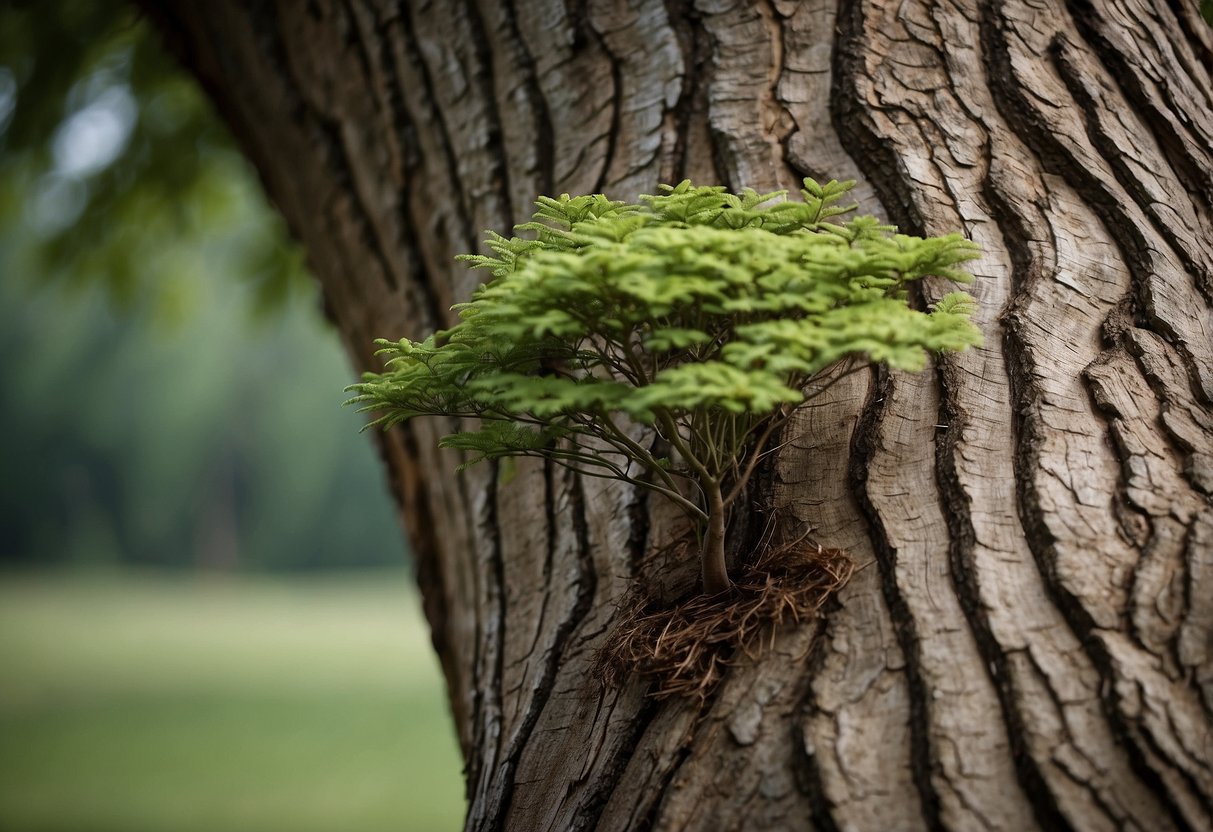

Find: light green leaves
350;178;983;525
625;362;805;417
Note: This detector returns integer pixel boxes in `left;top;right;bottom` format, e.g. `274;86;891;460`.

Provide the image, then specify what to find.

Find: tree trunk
147;1;1213;829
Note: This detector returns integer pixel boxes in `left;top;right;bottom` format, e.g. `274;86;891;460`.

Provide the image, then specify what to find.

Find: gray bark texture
147;1;1213;829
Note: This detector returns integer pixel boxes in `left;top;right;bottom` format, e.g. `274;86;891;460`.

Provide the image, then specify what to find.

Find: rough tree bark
147;1;1213;829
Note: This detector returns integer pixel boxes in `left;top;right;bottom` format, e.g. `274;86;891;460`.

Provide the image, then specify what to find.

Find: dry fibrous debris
595;534;854;700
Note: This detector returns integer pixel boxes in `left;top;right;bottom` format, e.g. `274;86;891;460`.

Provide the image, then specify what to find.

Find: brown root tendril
594;534;853;701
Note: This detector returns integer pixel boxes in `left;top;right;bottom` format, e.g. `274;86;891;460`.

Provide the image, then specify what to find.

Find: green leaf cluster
349;179;981;526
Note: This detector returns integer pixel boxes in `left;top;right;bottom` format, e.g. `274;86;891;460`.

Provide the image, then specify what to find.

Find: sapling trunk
701;479;730;596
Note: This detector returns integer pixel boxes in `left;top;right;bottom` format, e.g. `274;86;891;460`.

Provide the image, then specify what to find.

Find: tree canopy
352;179;981;591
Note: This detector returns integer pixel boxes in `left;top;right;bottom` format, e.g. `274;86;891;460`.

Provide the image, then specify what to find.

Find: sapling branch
702;478;730;596
510;448;707;522
349;178;983;595
723;406;790;508
588;411;690;501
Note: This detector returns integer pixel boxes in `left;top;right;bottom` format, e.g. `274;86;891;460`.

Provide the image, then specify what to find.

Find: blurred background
0;2;464;830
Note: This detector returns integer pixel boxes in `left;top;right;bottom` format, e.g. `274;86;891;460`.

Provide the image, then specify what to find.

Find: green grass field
0;571;465;832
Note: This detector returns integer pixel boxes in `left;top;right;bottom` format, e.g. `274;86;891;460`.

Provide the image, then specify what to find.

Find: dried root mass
595;540;854;700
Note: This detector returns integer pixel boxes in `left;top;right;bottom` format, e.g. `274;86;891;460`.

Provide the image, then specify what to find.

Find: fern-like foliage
349;178;982;592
